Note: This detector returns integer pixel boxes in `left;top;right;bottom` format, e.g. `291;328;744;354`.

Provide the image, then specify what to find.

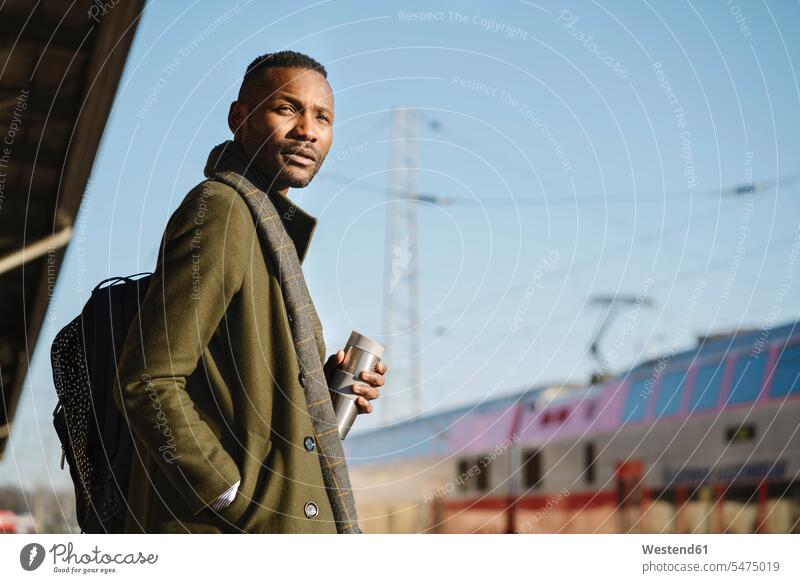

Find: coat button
298;372;306;386
304;502;318;518
303;436;316;452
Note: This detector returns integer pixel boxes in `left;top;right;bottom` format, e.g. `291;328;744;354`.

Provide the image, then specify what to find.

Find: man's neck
233;139;290;198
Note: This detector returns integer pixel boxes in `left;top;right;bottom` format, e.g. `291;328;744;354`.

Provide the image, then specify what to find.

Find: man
114;51;386;533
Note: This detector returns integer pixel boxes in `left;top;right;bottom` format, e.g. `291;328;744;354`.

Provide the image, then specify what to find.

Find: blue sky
3;0;799;487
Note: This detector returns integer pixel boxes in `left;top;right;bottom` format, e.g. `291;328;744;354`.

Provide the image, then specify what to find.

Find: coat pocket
214;430;272;529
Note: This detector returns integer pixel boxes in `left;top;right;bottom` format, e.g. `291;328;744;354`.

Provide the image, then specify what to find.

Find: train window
457;459;471;492
769;344;800;397
622;377;651;422
522;449;542;489
726;423;756;443
689;362;724;412
584;442;596;484
653;370;688;418
457;457;491;492
727;352;769;405
475;457;490;491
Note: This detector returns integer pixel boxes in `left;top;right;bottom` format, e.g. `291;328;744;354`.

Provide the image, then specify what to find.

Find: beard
239;127;322;191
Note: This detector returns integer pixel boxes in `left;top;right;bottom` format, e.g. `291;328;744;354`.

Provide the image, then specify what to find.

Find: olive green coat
114;152;338;533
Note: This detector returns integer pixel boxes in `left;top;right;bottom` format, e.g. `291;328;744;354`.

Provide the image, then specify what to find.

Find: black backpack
51;273;152;533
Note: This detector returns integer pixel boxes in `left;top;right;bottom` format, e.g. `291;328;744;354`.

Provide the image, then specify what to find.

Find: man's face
229;66;334;192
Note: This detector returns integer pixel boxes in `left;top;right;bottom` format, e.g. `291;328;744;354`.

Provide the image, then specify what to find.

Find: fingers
359;369;385;387
352;383;380;400
355;396;373;414
352;362;386;416
323;350;345;382
325;349;344;367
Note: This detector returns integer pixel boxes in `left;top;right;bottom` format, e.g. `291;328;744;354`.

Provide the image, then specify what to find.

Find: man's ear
228;100;250;139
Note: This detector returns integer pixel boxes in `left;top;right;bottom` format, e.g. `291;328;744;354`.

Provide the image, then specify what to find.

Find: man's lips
282;149;317;166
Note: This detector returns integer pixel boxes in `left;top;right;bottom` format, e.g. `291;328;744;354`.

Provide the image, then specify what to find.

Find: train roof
628;319;800;374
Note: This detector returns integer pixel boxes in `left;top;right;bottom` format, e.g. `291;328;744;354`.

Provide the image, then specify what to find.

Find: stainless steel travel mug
328;330;384;440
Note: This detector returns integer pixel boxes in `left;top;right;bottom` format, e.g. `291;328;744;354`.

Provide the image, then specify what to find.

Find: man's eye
277;105;295;114
317;113;331;123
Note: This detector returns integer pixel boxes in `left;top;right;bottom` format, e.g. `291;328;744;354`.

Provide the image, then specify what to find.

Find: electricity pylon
382;108;422;422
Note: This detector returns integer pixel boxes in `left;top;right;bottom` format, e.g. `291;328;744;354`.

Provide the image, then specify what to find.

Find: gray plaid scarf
203;140;361;534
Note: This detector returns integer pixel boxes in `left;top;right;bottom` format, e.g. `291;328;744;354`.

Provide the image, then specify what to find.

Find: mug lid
346;330;384;357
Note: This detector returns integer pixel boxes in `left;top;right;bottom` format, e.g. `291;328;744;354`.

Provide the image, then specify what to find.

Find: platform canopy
0;0;146;456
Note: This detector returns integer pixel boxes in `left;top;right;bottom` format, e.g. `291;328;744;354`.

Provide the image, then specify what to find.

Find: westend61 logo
19;542;158;574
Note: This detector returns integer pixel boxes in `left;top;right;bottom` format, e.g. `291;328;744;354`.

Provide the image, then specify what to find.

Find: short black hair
238;50;327;105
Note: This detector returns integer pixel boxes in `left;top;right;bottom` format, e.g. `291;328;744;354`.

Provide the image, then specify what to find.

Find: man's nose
289;110;318;142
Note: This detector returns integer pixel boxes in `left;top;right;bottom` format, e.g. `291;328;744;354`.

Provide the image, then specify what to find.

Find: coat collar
203;140;318;263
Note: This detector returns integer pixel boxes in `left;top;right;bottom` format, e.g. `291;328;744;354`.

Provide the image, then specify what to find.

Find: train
344;319;800;533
